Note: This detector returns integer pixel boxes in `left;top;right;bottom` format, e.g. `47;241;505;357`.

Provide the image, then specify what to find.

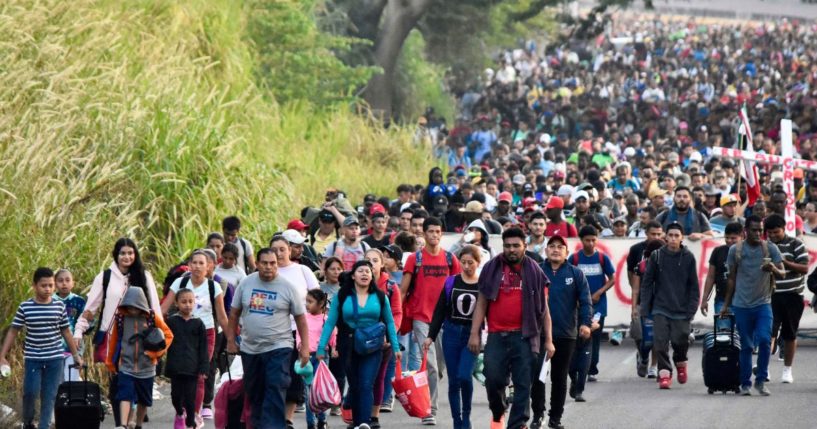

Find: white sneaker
647;366;658;379
781;367;794;384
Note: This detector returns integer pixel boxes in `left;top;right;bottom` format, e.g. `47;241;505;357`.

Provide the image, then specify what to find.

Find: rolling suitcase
54;365;104;429
702;314;741;394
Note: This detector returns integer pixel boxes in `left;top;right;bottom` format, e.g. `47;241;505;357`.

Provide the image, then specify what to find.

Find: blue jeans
442;321;477;429
345;348;383;425
483;332;536;429
589;316;605;375
242;348;292;429
733;304;773;388
23;357;64;429
569;337;591;394
381;353;396;404
398;333;420;372
305;355;326;427
714;298;725;315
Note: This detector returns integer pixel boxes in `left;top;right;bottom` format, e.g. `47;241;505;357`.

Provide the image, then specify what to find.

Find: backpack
571;251;605;268
179;276;217;318
163;260;190;297
237;237;253;275
325;240;371;261
734;241;776;294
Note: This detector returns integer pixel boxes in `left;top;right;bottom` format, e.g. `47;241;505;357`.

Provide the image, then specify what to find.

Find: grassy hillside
0;0;431;323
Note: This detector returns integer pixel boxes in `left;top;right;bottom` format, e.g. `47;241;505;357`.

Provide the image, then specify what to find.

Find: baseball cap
545;196;565;210
460;200;484;213
498;192;513;203
794;168;804;179
547;235;567;246
512;174;527;185
369;203;387;216
557;185;574;197
319;210;336;222
552;170;566;180
648;187;667;198
573;190;590;201
282;229;306;245
343;215;360;227
379;245;403;263
612;216;627;225
287;219;308;231
720;194;739;206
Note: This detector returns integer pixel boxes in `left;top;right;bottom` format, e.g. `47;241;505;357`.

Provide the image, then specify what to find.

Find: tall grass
0;0;431;401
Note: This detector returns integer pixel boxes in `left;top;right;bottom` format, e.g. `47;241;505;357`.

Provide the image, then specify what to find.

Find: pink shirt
297;312;336;353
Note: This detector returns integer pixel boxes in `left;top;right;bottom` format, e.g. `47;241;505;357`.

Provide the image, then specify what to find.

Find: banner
441;234;817;328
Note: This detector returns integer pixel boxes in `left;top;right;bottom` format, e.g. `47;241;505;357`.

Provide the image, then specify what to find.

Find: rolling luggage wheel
707;388;714;394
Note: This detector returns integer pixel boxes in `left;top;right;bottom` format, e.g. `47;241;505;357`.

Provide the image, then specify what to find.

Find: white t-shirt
170;276;223;329
276;263;319;329
215;265;246;289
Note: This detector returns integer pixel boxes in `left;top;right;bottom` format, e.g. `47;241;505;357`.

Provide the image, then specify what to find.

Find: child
0;267;83;429
165;289;208;429
214;243;246;311
298;289;335;429
53;269;86;381
105;287;173;429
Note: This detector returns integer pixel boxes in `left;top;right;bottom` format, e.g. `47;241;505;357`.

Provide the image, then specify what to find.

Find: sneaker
490;415;505;429
568;382;576;399
575;393;586;402
358;424;371;429
422;415;437;425
676;362;688;384
587;374;598;382
530;414;544;429
380;397;393;412
330;406;342;416
754;381;771;396
636;358;648;378
740;385;752;396
174;414;185;429
286;420;295;429
195;414;205;429
295;404;306;413
369;418;381;429
547;418;565;429
781;366;794;384
200;407;214;420
610;330;623;345
647;366;658;379
317;422;327;429
752;365;770;382
658;369;672;389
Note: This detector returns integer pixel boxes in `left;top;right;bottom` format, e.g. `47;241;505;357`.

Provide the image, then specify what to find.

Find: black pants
171;375;198;427
652;315;690;374
331;334;352;406
203;332;227;407
109;373;120;426
531;337;575;422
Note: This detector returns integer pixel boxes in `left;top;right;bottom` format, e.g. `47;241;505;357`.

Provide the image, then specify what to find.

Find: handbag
351;293;386;355
130;312;166;352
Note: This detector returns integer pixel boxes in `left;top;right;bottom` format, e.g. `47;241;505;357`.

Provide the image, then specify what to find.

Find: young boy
165;289;208;429
0;267;83;429
105;287;173;429
701;222;743;317
222;216;255;274
54;269;86;381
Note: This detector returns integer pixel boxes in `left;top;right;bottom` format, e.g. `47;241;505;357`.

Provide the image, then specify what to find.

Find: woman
320;255;346;417
381;245;404;285
206;232;225;261
317;261;401;429
422;245;481;429
73;238;162;428
365;249;402;425
448;219;493;270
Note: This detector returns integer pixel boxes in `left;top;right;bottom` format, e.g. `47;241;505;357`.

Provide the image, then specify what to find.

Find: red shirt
487;263;523;333
403;249;462;323
545;222;577;238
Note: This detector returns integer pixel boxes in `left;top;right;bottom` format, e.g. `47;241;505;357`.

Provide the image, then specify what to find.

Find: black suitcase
54;365;105;429
702;314;741;394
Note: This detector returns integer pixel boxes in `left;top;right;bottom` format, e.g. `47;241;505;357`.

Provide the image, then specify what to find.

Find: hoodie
448;219;493;269
639;246;700;320
106;287;173;378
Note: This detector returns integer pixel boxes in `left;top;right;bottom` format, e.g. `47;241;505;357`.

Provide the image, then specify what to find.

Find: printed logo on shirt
249;289;277;315
422;264;450;278
577;263;602;277
451;289;478;321
565;277;574;285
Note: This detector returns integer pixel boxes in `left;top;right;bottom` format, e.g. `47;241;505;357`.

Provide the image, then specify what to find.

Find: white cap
282;229;305;245
539;133;552;144
573;190;590;202
557;185;574;196
689;151;703;163
623;147;636;157
400;202;413;213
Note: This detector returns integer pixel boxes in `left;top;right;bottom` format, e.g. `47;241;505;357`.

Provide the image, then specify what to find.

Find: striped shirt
773;236;808;294
11;299;69;360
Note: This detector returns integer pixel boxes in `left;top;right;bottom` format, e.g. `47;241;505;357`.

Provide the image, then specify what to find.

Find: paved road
145;340;817;429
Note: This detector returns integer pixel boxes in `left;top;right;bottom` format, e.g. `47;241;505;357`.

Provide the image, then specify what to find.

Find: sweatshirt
639;245;700;320
164;314;208;377
539;261;592;339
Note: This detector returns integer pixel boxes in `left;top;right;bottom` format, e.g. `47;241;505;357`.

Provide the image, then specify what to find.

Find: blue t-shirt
54;293;86;353
569;251;615;316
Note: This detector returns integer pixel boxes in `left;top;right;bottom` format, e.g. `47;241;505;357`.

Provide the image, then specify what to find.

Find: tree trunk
363;0;431;121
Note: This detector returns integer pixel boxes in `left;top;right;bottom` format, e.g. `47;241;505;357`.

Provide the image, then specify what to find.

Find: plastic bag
392;351;431;418
308;361;341;414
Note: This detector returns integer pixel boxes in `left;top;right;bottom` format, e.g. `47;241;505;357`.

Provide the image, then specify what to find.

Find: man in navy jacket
530;235;593;429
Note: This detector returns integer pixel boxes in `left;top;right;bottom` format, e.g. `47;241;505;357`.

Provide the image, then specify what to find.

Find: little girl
53;269;86;381
165;289;208;429
298;289;336;429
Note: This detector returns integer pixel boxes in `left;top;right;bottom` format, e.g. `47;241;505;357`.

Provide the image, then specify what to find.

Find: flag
737;104;761;205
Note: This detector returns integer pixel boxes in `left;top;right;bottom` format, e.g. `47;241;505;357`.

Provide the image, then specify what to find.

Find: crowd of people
3;13;817;429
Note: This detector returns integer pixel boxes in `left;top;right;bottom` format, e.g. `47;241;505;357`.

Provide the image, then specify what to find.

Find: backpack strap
572;252;579;266
208;279;217;318
239;238;250;274
443;275;457;302
97;269;112;333
445;251;454;272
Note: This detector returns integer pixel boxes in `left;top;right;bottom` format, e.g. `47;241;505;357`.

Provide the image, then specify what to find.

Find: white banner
442;234;817;328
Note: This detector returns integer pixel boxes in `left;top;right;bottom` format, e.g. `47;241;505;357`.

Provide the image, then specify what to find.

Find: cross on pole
712;119;813;237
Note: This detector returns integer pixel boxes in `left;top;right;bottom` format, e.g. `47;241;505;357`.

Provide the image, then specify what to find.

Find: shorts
286;333;305;404
116;373;155;406
771;293;805;341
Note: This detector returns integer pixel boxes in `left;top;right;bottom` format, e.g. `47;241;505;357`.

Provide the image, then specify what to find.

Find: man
225;249;310;429
362;211;391;249
623;195;640;227
764;214;808;384
568;226;615;382
544;196;577;237
526;211;548;256
310;208;341;255
494;191;515;219
654;186;713;241
701;222;743;317
709;194;745;232
281;230;320;273
720;215;784;396
628;206;657;238
649;187;667;213
270;236;320;424
398;206;414;234
222;215;256;274
323;215;371;271
612;217;628;237
626;221;665;378
607;164;639;193
768;189;804;235
389;184;414;216
400;217;461;425
640;222;700;389
411;210;429;239
570;190;610;230
530;235;592;429
803;202;817;233
468;227;554;429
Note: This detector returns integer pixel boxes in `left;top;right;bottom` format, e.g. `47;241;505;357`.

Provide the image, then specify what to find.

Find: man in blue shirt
569;226;615;382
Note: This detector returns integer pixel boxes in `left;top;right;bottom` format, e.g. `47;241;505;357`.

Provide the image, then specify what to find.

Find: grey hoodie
639;245;700;320
118;287;159;378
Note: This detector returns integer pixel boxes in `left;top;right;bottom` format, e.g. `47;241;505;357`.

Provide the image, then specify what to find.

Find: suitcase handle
219;351;239;382
65;363;90;398
714;313;736;337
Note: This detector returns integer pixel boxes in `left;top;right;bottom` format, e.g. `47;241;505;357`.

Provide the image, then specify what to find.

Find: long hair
112;237;148;291
340;260;378;295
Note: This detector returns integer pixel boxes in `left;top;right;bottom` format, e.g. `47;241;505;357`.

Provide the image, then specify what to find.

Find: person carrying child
105;286;173;429
0;267;84;429
165;288;209;429
298;289;336;429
